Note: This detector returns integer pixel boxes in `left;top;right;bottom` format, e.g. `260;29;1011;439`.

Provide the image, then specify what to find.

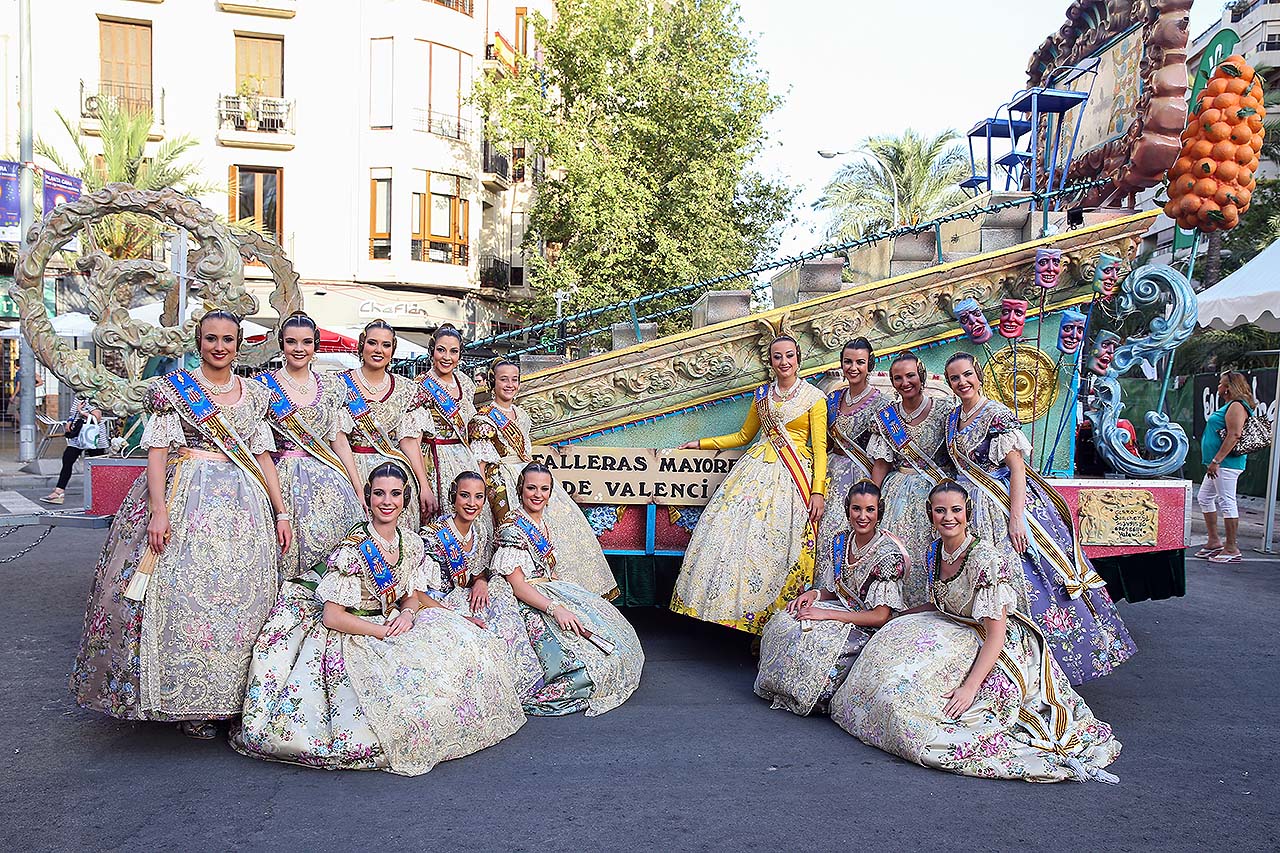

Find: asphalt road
2;523;1276;853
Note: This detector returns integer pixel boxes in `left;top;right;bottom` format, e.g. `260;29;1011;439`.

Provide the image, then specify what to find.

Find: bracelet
545;601;559;618
402;607;418;620
276;512;292;521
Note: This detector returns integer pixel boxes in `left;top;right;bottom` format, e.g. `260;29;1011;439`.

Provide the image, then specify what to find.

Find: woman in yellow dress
670;335;827;635
469;358;617;598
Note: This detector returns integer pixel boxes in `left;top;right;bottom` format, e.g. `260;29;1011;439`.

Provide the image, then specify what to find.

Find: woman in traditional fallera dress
70;311;293;739
671;335;827;634
422;471;546;699
755;480;907;716
831;481;1122;783
869;352;954;606
815;338;891;588
941;353;1134;684
255;312;365;580
469;359;618;598
233;463;525;775
488;463;644;716
331;319;429;532
400;325;482;528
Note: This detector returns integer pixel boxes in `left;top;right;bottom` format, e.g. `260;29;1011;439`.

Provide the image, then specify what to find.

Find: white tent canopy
1196;236;1280;553
0;311;96;338
128;303;272;338
1197;237;1280;332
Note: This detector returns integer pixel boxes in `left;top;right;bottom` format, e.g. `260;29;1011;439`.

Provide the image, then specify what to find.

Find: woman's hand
276;519;293;554
147;509;171;555
943;681;980;719
384;610;416;638
1007;512;1029;554
1206;461;1220;479
786;588;820;615
808;493;826;526
796;603;838;621
469;577;490;612
679;440;700;450
554;607;585;636
420;488;439;519
465;615;488;630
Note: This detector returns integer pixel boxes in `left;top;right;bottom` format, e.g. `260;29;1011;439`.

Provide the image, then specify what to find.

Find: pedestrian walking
41;395;109;505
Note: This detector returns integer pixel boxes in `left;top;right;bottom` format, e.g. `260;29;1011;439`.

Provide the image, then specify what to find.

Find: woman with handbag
1197;371;1265;564
41;396;108;505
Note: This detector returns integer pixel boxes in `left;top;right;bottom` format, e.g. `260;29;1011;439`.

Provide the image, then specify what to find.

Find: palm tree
35;102;219;259
814;129;970;241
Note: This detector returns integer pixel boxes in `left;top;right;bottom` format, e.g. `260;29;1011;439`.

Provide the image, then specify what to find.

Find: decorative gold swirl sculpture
13;183;301;415
984;343;1060;423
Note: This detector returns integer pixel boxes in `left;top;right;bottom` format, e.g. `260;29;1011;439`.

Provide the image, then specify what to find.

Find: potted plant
238;75;262;131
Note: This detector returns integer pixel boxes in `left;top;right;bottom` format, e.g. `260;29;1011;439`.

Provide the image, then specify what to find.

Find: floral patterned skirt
276;455;365;581
493;459;618;599
441;582;546;702
488;577;644;716
830;611;1122;782
351;449;419;532
878;469;939;608
232;580;525;776
70;456;278;721
962;468;1136;684
671;453;811;634
815;452;873;589
754;602;871;716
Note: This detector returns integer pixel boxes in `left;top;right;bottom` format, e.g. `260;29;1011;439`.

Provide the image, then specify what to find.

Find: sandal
1209;552;1243;564
178;720;218;740
1194;545;1223;558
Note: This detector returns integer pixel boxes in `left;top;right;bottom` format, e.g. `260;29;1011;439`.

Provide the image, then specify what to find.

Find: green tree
35;103;218;259
477;0;794;323
814;129;969;241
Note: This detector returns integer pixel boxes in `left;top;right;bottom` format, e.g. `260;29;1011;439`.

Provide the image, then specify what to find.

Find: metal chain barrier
0;525;54;563
468;177;1115;357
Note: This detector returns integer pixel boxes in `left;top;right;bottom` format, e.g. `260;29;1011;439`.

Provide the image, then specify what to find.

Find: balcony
216;0;296;16
482;140;511;191
480;255;512;292
412;108;472;141
412;239;470;266
216;94;296;150
79;80;165;138
483;32;518;76
431;0;474;15
1256;39;1280;52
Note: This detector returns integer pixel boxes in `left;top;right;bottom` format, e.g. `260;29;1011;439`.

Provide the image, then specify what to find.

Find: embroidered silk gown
946;400;1135;684
421;518;546;700
70;373;279;721
830;538;1122;783
333;370;424;531
488;513;645;716
400;371;483;527
469;403;618;599
755;530;907;716
232;524;525;776
815;387;891;588
256;370;365;580
671;382;828;635
866;397;954;606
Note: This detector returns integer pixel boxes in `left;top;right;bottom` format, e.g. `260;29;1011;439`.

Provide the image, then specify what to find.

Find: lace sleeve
863;544;907;611
247;421;276;455
140;413;185;449
315;546;364;607
988;428;1033;466
396;407;429;442
404;534;440;594
333;405;355;439
968;540;1022;621
866;429;895;463
490;525;535;578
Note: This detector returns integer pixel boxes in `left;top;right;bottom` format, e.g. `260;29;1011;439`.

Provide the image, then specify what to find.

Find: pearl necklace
196;368;237;396
279;368;317;398
369;524;400;555
430;370;461;399
842;384;874;410
899;396;928;423
357;368;390;397
446;517;476;548
771;379;803;402
959;397;986;424
846;530;881;562
939;534;973;565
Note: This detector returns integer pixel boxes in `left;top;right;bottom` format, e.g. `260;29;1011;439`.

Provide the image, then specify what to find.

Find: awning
1197;237;1280;332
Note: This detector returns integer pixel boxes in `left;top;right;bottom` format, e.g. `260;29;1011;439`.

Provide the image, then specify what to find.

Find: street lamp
818;148;900;229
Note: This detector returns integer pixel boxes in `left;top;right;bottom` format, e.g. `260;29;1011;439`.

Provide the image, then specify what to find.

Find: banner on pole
41;170;82;251
0;161;19;243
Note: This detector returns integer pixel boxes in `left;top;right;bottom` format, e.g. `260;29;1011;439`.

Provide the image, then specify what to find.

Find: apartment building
1142;0;1280;268
0;0;548;342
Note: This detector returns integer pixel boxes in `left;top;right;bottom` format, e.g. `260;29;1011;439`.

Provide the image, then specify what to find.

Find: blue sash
254;371;297;420
356;537;399;601
878;406;909;448
832;531;847;581
158;370;270;498
419;373;467;441
339;371;372;419
433;523;469;587
165;370;217;424
514;513;558;572
826;389;842;427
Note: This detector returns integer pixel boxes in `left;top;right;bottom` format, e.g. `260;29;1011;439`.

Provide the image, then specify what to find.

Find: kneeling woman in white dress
755;480;907;716
488;462;645;716
829;481;1122;783
233;463;525;776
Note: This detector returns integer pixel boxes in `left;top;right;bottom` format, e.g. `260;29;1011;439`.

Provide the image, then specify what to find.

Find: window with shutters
235;35;284;97
515;8;529;56
425;173;469;265
98;18;152;115
229;165;283;245
370;169;392;260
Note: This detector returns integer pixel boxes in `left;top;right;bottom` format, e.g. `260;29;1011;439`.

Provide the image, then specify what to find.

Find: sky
735;0;1225;255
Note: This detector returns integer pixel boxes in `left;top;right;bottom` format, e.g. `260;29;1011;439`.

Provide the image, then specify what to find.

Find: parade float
7;0;1235;607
